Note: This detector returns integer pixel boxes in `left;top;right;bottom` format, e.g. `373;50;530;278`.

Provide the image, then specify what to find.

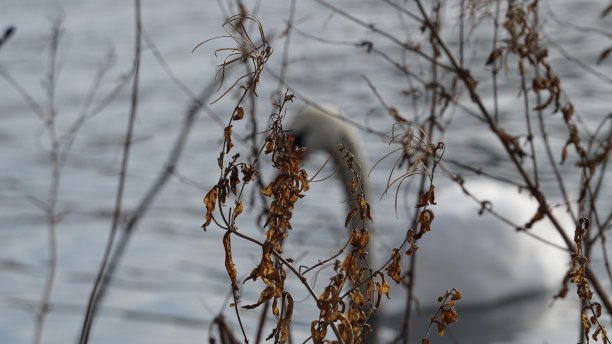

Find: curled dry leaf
233;200;243;219
417;209;435;237
386;248;402;283
241;163;256;182
229;166;240;196
415;184;435;207
432;289;461;337
311;320;327;344
349;229;369;250
232;106;245;120
202;187;218;229
345;207;358;228
224;125;234;153
223;232;239;290
270;293;294;343
243;285;275;309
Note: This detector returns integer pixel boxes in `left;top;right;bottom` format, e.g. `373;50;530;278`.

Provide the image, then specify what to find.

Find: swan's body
411;180;568;307
287;104;569;310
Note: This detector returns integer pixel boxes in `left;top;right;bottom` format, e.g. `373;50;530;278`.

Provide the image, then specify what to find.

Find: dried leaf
223;232;239;290
350;178;358;194
341;250;357;276
485;47;501;66
224;125;234;153
440;305;458;326
232;106;245;120
350;229;369;249
243;286;275;309
345;207;358;228
241;163;256;183
386;248;402;283
229;166;240;195
380;279;391;299
202;187;218;229
311;321;327;344
418;209;435;236
234;200;244;218
217;152;225;169
276;293;294;343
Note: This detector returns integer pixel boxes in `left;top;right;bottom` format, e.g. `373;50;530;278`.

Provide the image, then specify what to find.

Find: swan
286;104;571;338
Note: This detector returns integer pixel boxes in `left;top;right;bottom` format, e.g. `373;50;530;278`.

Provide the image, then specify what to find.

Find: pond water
0;1;610;343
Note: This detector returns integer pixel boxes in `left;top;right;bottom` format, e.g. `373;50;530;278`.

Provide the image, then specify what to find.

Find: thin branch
79;0;142;341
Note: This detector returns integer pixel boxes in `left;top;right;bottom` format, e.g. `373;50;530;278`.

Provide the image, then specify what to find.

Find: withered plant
202;1;611;344
200;7;444;344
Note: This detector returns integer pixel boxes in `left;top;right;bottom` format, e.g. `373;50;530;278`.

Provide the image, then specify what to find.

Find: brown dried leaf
276;293;294;343
234;200;243;219
217;152;225;169
350;178;358;194
229;166;240;195
418;209;435;236
311;321;327;344
380;279;391;299
232;106;245;120
485;48;501;66
243;285;275;309
440;306;458;326
345;207;358;228
223;232;239;290
386;248;402;283
224;125;234;153
341;250;357;276
352;229;369;249
261;183;274;197
241;163;256;183
202;187;218;229
358;195;372;221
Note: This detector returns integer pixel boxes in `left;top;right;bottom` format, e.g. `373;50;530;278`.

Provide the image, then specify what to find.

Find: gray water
0;1;610;343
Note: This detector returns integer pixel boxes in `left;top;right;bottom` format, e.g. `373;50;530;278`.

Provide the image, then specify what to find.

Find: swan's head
286;104;369;202
286;104;358;154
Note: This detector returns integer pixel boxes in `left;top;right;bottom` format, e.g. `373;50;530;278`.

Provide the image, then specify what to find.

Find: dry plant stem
544;32;612;87
254;300;269;344
530;14;575;222
401;90;441;344
412;0;612;314
275;0;296;96
400;12;443;339
219;227;344;344
79;0;141;342
491;0;501;123
401;239;416;344
0;65;46;118
89;74;226;321
315;0;454;71
33;20;62;344
58;51;120;165
519;60;541;192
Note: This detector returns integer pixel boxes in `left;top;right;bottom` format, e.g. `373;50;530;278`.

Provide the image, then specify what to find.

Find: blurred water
0;1;610;343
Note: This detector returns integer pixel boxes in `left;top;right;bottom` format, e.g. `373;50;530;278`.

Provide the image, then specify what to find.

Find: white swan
286;104;570;311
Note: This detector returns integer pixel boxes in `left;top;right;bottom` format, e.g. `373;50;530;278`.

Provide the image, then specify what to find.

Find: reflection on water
0;0;610;343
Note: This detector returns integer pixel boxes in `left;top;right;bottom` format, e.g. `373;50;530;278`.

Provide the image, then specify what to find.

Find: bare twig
33;18;63;344
79;0;142;341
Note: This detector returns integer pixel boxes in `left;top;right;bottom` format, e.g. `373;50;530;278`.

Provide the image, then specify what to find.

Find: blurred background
0;1;610;343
